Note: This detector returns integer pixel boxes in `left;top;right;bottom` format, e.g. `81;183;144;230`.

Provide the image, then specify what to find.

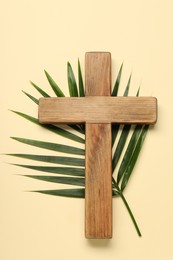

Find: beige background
1;0;173;259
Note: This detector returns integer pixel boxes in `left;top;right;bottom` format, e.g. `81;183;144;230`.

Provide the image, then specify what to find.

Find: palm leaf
34;188;85;198
111;63;123;145
123;74;132;96
24;175;85;186
112;125;120;147
12;164;85;176
121;125;149;191
117;125;142;184
136;87;140;97
22;91;39;105
30;81;50;97
112;125;131;172
67;61;86;132
44;70;65;97
77;59;85;131
11;137;84;155
112;190;119;196
67;62;78;97
111;63;123;96
8;154;85;167
78;59;85;97
68;124;85;135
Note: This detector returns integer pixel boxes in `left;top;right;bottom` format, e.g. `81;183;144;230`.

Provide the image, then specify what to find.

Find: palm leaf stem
118;190;142;237
112;178;141;236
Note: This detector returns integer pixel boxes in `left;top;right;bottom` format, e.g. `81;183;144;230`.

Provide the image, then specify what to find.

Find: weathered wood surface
85;123;112;238
85;52;111;96
85;52;112;239
39;96;157;124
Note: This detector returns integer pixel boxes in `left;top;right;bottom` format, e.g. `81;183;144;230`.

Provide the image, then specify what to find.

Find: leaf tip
67;61;72;70
9;109;15;113
44;69;48;76
120;61;124;70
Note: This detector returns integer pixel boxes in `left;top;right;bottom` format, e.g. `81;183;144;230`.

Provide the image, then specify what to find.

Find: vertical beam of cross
85;52;112;238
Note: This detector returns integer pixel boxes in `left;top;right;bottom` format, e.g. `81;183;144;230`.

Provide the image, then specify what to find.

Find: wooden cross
38;52;157;239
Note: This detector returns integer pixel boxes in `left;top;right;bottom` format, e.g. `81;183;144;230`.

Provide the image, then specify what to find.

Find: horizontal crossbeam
39;96;157;124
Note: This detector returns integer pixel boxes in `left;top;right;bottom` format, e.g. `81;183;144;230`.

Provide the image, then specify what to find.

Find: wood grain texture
85;52;111;96
39;96;157;124
85;52;112;239
85;124;112;238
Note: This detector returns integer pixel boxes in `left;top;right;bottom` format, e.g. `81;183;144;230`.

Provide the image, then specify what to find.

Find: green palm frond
34;188;85;198
12;164;84;176
30;81;50;97
120;125;149;191
67;62;79;97
78;59;85;97
8;60;150;236
111;63;123;96
8;154;85;166
117;125;143;184
22;91;39;104
24;175;85;186
11;137;84;155
44;70;65;97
